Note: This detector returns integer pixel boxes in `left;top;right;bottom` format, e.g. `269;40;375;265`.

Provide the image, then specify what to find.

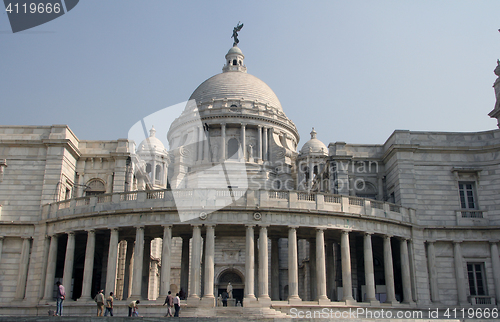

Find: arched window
233;59;237;66
86;179;106;196
155;164;162;180
227;138;239;160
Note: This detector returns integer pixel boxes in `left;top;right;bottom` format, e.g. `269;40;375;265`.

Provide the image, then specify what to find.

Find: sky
1;1;499;147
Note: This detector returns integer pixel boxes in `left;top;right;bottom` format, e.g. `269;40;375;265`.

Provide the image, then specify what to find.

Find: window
459;182;476;209
155;165;162;181
227;138;239;160
467;263;486;296
86;179;106;196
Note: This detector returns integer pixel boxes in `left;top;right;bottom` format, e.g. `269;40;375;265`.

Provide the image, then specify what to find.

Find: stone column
309;239;317;300
363;233;378;304
271;238;280;301
0;236;3;263
220;123;226;161
341;230;354;303
107;173;113;193
308;157;313;189
326;240;335;301
453;241;468;305
198;126;203;162
426;241;440;303
383;235;397;304
288;227;301;303
400;238;414;304
258;226;271;305
316;229;329;304
263;127;268;161
408;239;417;302
14;237;31;300
105;228;119;295
244;225;257;305
80;230;96;301
62;232;75;298
38;236;50;299
203;128;210;162
130;226;144;299
77;173;85;197
141;237;151;299
123;239;134;300
201;224;215;307
257;125;263;161
43;234;58;301
241;123;246;161
180;236;190;297
188;225;202;304
159;225;172;301
490;241;500;305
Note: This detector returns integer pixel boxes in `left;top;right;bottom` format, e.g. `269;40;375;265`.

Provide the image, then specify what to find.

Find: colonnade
195;123;271;162
33;224;419;307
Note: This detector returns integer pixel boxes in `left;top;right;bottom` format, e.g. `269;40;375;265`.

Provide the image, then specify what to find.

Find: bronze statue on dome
232;22;244;46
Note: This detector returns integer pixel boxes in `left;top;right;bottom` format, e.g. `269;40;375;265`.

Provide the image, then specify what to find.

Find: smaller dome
137;126;166;153
300;128;328;155
226;45;243;56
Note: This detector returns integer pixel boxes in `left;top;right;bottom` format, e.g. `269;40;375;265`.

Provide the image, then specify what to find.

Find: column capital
383;234;392;239
221;122;226;127
398;236;409;241
426;239;436;244
245;224;256;228
134;226;144;230
258;224;269;229
241;123;247;127
191;224;201;228
363;231;373;236
489;240;500;244
162;224;173;229
341;229;351;234
257;125;262;129
21;235;32;240
453;240;463;244
110;227;119;232
288;225;299;230
316;227;326;232
204;223;216;228
86;229;95;234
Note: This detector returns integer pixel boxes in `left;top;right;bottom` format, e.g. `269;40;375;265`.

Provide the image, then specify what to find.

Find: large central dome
189;72;283;111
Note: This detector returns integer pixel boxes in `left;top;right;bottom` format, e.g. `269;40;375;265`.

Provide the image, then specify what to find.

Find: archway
216;268;244;306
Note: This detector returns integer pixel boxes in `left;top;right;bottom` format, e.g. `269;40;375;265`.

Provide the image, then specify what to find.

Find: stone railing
41;189;415;223
455;210;488;226
469;295;496;306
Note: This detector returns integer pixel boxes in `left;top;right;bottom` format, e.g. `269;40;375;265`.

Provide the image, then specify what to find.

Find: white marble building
0;44;499;316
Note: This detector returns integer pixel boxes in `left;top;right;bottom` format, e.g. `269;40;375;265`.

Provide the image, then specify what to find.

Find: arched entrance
216;269;244;306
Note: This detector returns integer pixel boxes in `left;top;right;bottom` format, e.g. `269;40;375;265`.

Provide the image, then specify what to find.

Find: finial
310;127;317;139
231;22;244;47
149;126;156;137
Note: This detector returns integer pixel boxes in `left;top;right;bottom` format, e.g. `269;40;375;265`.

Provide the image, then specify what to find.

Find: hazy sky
1;1;499;147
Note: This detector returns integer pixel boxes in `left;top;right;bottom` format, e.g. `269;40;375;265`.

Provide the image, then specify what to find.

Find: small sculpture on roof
232;22;244;46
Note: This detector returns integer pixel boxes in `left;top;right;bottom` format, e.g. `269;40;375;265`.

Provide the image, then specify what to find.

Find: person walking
104;292;114;317
128;300;140;317
163;291;173;317
95;289;105;316
55;281;66;316
173;293;180;317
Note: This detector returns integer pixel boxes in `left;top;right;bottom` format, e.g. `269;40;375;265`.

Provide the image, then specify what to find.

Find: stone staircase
178;306;289;318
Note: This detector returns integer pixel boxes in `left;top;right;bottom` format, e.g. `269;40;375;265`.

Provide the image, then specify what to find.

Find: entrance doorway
216;269;244;306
